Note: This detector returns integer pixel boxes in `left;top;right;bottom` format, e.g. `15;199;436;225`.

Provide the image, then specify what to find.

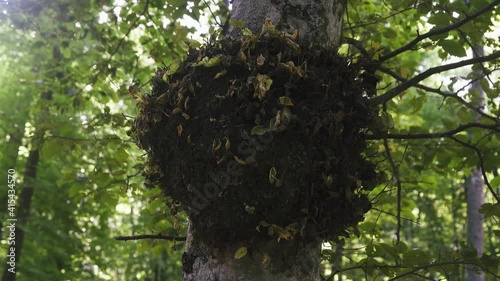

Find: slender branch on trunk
377;66;499;122
369;51;500;106
114;234;186;241
365;122;500;140
448;136;499;203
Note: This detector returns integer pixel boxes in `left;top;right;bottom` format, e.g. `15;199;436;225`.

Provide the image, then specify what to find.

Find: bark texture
465;45;485;281
180;1;347;280
183;234;322;281
465;168;484;281
230;0;346;48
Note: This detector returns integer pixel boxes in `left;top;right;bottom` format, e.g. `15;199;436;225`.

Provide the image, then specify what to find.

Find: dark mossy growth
131;28;382;249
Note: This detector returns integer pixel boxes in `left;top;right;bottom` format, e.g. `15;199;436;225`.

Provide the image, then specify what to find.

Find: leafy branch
379;0;500;62
80;0;151;95
387;260;500;280
377;65;499;122
369;50;500;105
325;259;500;281
114;234;186;241
367;122;500;203
366;122;500;140
449;136;500;203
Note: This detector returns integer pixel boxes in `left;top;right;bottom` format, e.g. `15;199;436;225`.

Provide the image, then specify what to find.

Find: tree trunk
465;168;484;281
1;149;40;281
229;0;346;48
465;45;485;281
182;1;347;280
0;127;25;239
183;235;322;281
1;3;65;277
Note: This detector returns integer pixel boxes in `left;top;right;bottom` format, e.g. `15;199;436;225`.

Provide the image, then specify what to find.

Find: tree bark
182;1;347;279
229;0;346;48
465;45;485;281
183;236;322;281
0;128;24;239
465;168;484;281
1;149;39;281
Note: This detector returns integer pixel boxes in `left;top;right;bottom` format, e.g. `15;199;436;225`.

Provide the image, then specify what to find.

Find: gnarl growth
131;28;382;248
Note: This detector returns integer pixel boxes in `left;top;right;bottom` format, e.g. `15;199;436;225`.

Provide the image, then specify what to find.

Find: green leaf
243;28;253;36
115;148;129;163
403;249;432;267
234;247;248;259
490;176;500;188
251;125;269;136
169;0;186;7
462;246;479;261
395;241;408;254
192;55;222;67
469;0;490;8
229;19;246;28
438;40;467;57
383;28;397;39
166;61;180;76
380;112;394;129
269;167;277;184
428;28;449;41
379;243;398;260
205;55;222;67
480;254;499;269
428;13;450;27
478;203;500;218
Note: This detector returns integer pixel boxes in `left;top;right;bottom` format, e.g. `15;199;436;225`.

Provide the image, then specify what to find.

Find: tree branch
78;0;151;96
379;0;500;62
377;66;499;122
388;260;500;280
114;234;186;241
326;260;500;281
369;51;500;105
366;122;500;140
449;136;500;203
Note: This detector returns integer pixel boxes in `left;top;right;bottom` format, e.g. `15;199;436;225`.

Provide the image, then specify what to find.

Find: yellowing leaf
256;54;265;66
225;138;231;151
276;228;292;242
262;253;271;264
239;50;247;62
326;174;333;185
234;155;247;165
212;139;222;152
269;167;277;184
279;96;293;106
177;124;183;136
214;70;226;79
254;74;272;100
245;204;255;214
234;247;248;259
242;28;253;36
172;108;182;115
